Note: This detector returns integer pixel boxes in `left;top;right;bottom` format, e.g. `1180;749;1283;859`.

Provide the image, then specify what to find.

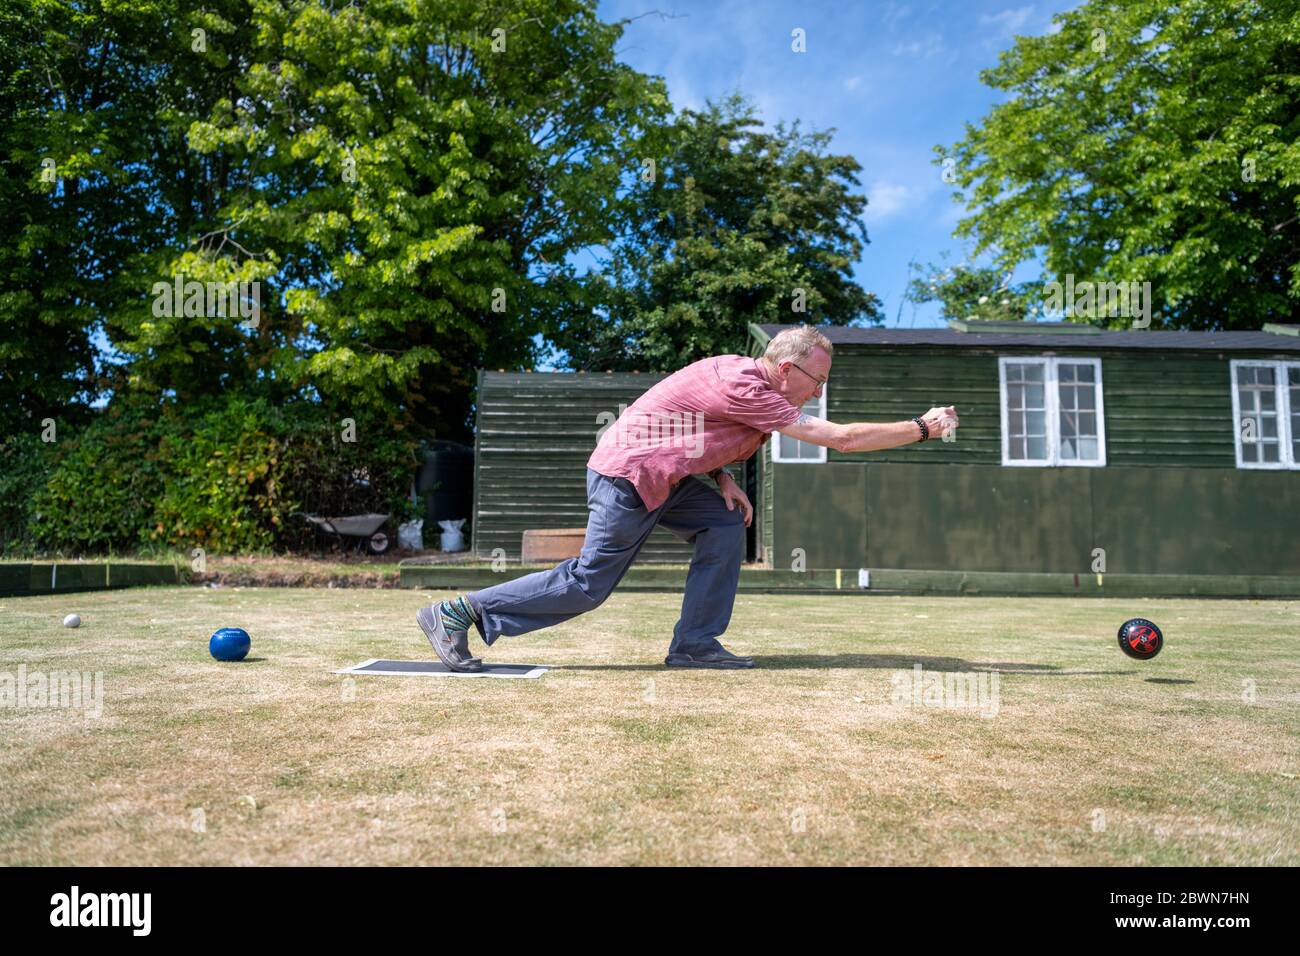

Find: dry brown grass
1;587;1296;865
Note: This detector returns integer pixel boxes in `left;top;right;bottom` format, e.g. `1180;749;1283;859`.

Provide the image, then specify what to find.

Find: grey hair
762;324;834;369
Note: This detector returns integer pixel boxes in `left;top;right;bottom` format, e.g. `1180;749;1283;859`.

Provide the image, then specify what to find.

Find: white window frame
1230;359;1300;470
998;356;1107;468
772;387;828;463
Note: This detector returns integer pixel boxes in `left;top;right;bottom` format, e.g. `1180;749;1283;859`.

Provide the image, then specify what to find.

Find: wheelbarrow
294;512;392;555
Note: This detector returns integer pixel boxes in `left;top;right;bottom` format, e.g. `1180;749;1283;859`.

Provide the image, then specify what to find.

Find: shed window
774;388;828;463
999;357;1106;467
1231;360;1300;469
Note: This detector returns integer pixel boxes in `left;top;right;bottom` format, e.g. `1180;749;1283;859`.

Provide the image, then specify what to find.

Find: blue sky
591;0;1081;330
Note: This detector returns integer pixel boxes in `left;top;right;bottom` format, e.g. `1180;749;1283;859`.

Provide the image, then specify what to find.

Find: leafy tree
169;0;672;439
939;0;1300;329
553;94;883;371
1;0;674;443
905;257;1038;323
0;0;169;439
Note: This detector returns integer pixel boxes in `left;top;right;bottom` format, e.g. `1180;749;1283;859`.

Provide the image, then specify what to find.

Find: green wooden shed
472;369;756;563
748;320;1300;577
471;320;1299;580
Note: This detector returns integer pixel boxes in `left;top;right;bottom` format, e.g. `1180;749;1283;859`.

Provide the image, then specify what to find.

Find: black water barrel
416;441;474;529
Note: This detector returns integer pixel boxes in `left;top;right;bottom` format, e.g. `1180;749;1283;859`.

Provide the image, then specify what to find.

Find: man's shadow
552;654;1137;675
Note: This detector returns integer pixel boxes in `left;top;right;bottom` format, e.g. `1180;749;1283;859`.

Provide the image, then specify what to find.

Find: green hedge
0;431;55;553
29;404;167;553
1;396;420;556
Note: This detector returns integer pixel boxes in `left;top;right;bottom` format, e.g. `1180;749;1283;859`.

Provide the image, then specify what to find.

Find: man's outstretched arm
779;406;958;453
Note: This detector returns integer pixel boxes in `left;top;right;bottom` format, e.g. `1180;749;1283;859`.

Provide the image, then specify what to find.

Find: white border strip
334;659;547;679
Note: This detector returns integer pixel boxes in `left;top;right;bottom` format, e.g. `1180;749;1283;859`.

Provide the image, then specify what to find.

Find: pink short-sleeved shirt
586;355;804;511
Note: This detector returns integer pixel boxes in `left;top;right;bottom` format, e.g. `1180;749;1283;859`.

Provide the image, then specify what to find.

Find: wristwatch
708;467;734;483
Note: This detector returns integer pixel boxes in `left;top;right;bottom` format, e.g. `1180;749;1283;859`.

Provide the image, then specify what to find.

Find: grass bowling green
1;587;1296;865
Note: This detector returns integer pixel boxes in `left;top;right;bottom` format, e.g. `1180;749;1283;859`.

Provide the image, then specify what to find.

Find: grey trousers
467;467;746;656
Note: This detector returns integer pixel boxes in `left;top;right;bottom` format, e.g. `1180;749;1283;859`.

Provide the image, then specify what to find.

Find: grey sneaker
416;604;483;672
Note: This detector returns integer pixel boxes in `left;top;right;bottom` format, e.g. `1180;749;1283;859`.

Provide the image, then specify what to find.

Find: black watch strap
912;416;930;442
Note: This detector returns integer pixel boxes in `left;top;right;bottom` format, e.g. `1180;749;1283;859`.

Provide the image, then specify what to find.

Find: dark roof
754;323;1300;352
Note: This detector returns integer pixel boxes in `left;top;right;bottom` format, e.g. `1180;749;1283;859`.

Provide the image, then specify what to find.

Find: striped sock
439;596;480;632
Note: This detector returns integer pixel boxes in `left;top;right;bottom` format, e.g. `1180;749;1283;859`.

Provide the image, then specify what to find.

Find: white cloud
890;34;945;58
865;181;913;221
751;91;780;125
882;1;911;30
663;69;704;113
843;74;867;92
940;201;967;228
980;6;1035;37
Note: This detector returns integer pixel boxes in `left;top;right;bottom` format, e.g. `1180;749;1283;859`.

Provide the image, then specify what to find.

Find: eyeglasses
788;362;827;389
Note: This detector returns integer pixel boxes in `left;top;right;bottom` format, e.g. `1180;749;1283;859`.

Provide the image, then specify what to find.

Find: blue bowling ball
209;627;251;662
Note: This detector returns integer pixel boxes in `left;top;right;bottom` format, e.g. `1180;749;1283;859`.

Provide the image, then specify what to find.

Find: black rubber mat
335;659;546;679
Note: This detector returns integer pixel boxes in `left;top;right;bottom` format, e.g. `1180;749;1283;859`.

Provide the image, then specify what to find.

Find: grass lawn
1;587;1296;865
